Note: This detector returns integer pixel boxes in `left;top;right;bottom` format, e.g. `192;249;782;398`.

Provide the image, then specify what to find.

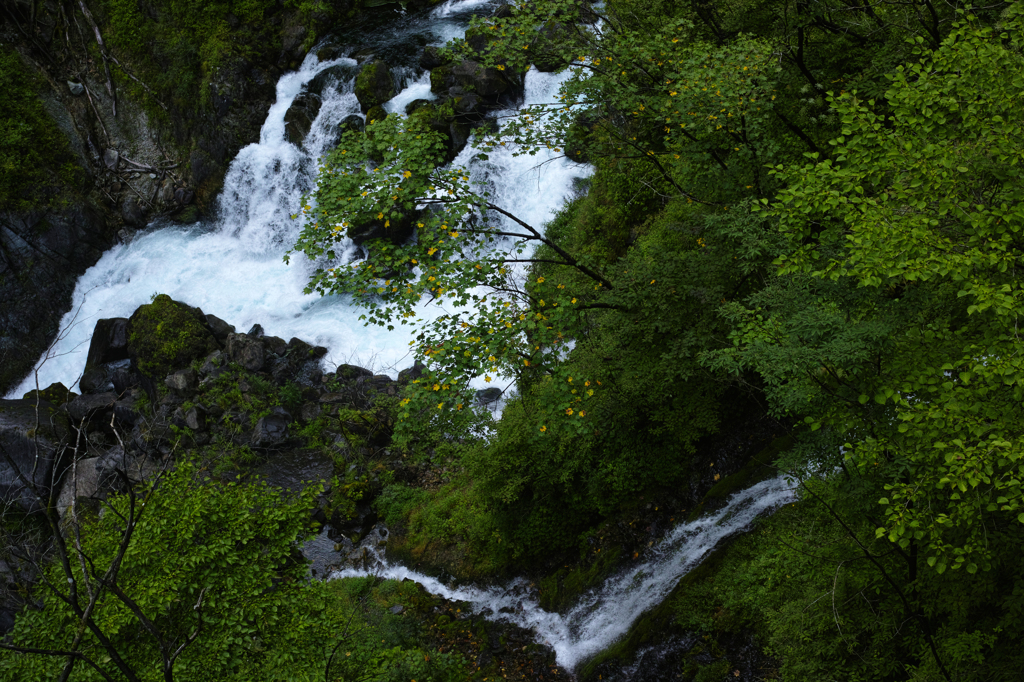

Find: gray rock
121;196;147;226
67;81;85;96
157;178;176;204
452;60;508;98
398;361;426;384
419;45;448;70
389;605;404;614
300;402;321;422
56;458;107;518
253;447;333;496
185;406;205;431
247;323;264;337
1;399;69;513
226;333;265;372
251;414;289;447
103;148;119;170
200;350;224;375
67;392;117;423
164;369;197;395
86;318;130;367
79;365;112;394
205;314;235;341
284;92;322;145
354;60;395;113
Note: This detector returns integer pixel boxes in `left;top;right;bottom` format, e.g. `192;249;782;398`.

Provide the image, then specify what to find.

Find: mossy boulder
127;295;218;394
354;61;395;113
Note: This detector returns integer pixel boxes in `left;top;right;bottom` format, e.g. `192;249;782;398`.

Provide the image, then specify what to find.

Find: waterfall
330;476;797;672
7;0;590;397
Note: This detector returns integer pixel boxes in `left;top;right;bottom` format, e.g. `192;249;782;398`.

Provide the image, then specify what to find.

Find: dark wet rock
475;387;502;405
156;179;175;205
397;361;425;384
22;382;76;406
336;364;373;381
345;209;419;246
405;98;433;116
79;365;112;394
113;395;141;427
0;204;115;395
263;335;288;357
67;392;117;423
300;402;321;422
87;318;130;367
121;196;147;226
227;333;266;372
531;23;572;73
338;114;365;136
365;104;387;124
0;399;69;513
452;60;509;98
354;60;395;113
420;45;449;70
204;314;235;341
247;323;264;337
199;350;224;375
127;295;218;397
251;413;289;447
253;447;332;492
111;365;140;395
284;92;323;145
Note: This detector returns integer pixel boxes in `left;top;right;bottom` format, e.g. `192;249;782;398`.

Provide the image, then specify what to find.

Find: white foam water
330;476;797;672
8;1;591;397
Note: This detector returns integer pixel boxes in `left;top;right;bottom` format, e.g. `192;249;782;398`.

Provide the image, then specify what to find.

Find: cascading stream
8;0;590;397
330;476;797;672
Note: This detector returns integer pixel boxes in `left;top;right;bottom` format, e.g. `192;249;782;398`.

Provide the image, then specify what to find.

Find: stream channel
11;1;796;676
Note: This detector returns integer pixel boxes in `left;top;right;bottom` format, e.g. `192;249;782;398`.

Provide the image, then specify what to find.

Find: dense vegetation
4;0;1024;679
290;0;1024;679
0;46;83;209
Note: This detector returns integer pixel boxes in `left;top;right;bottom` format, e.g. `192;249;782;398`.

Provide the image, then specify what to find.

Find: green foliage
670;481;1024;681
129;294;217;381
0;47;82;209
0;461;322;680
93;0;335;117
709;8;1024;574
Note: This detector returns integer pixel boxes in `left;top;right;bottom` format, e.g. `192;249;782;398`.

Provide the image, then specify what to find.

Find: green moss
538;546;622;613
354;61;395;110
688;435;794;522
128;294;217;381
22;383;77;406
0;48;83;210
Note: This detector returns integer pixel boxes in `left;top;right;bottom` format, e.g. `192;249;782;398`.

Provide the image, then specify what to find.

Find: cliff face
0;0;378;394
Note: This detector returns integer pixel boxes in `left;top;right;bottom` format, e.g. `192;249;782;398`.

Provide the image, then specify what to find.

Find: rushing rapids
8;0;590;397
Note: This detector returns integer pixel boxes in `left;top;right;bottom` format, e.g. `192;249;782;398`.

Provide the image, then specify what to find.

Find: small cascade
330;476;797;672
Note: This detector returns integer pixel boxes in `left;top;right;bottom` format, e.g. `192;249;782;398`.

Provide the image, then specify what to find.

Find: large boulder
126;295;219;398
354;61;395;113
0;399;69;513
226;333;266;372
284;92;323;145
80;318;131;394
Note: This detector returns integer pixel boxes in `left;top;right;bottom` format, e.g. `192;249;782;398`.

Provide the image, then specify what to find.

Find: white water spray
8;0;590;397
330;476;797;672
